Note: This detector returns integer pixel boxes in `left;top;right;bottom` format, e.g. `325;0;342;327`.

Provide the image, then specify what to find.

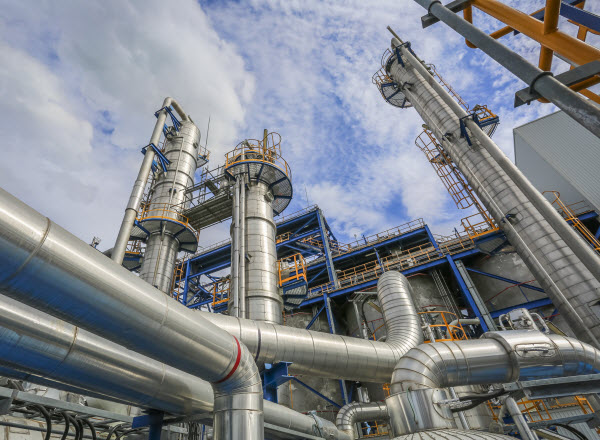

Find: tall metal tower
373;37;600;347
224;131;293;323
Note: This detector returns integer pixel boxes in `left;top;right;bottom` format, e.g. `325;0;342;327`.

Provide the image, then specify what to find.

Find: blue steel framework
170;204;599;405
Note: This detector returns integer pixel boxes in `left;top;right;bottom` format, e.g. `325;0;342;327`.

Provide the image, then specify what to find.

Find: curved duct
201;270;424;382
389;331;600;393
391;429;514;439
335;402;388;438
0;294;350;440
0;187;261;440
385;330;600;436
386;39;600;347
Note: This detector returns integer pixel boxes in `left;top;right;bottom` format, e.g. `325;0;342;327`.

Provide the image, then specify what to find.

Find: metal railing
138;202;197;237
278;253;307;286
544;191;600;253
275;204;318;224
419;310;468;343
461;212;500;240
224;133;291;179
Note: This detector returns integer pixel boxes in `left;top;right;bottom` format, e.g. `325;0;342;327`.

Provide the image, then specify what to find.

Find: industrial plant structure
1;2;600;440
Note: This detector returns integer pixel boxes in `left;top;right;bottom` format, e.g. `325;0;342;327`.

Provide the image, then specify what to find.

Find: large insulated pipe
0;187;261;440
139;120;200;293
239;176;247;319
394;38;600;292
244;181;282;324
386;40;600;347
335;402;389;438
231;177;241;317
112;97;188;265
201;271;424;382
0;294;350;440
385;330;600;435
391;430;514;439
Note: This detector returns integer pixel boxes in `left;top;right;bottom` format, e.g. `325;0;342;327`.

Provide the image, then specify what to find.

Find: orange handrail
278;254;307;286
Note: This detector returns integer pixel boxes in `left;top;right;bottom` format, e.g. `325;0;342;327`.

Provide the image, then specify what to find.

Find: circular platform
224;134;293;215
130;214;199;254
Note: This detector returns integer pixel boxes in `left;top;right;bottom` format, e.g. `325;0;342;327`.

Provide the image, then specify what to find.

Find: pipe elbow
336;402;388;438
212;338;263;421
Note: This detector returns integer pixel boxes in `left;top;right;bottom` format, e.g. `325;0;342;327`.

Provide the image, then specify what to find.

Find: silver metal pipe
0;187;262;440
201;270;424;382
0;294;350;440
245;181;281;324
335;402;388;439
239;175;246;319
230;177;241;317
390;429;514;439
387;41;600;347
411;1;600;139
386;330;600;436
448;388;470;431
504;397;537;440
390;330;600;393
112;97;187;265
139;120;200;293
395;41;600;297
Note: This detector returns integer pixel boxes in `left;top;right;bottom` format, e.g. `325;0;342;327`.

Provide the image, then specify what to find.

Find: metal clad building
514;110;600;212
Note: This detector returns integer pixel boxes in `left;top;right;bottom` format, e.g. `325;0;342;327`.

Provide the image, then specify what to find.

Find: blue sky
1;0;598;250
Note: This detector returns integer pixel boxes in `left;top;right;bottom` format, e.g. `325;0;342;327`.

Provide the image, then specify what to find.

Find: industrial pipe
0;187;261;440
200;270;424;382
0;294;350;440
394;40;600;292
410;0;600;138
385;330;600;436
335;402;388;439
239;175;246;319
504;396;538;440
112;97;189;265
391;429;513;439
231;177;241;317
387;39;600;347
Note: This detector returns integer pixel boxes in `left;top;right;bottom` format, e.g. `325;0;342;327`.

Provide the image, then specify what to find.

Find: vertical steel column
112;99;174;264
504;397;538;440
317;209;338;288
323;292;349;404
231;177;241;317
446;257;495;331
239;175;247;319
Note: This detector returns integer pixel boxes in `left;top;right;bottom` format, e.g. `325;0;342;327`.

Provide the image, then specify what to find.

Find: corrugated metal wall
513;110;600;213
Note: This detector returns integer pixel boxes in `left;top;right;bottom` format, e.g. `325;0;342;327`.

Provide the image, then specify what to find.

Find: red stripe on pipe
215;336;241;384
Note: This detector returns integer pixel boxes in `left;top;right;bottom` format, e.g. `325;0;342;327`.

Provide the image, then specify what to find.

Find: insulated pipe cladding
112;97;188;265
0;293;351;440
200;270;424;382
335;402;389;438
385;39;600;347
138;120;201;293
0;187;261;440
385;330;600;437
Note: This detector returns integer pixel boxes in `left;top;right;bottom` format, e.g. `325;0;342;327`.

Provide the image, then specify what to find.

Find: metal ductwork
0;293;350;440
139;119;201;293
0;187;261;440
385;330;600;436
391;429;514;439
335;402;388;438
200;270;424;382
385;39;600;347
112;97;188;265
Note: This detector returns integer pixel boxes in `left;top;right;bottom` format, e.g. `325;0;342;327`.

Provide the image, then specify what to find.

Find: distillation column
376;39;600;346
226;131;293;324
137;120;201;292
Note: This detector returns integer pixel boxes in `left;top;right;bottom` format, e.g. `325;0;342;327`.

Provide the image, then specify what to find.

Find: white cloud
0;0;254;245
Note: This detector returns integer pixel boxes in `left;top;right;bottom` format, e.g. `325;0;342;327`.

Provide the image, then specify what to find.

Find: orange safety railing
416;128;475;210
361;420;389;437
308;235;475;298
278;254;307;286
224;132;291;179
461;212;500;240
171;259;186;302
419;311;468;343
210;278;231;309
487;395;597;424
138;203;198;237
125;239;143;255
544;191;600;253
